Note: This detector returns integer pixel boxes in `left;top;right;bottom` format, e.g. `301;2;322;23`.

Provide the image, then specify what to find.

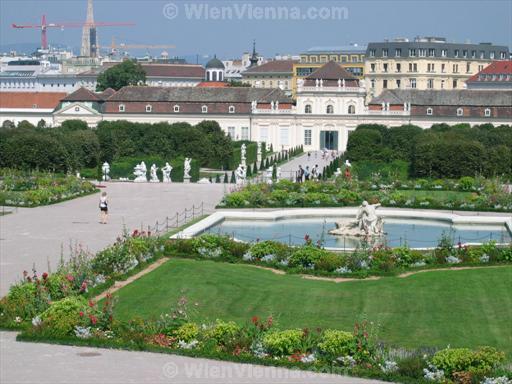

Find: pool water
206;217;512;249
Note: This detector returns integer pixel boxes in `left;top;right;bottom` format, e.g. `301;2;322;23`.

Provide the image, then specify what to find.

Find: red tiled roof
306;61;357;80
244;60;298;74
142;64;205;78
0;92;66;109
467;61;512;82
99;88;116;99
62;87;102;102
196;81;230;87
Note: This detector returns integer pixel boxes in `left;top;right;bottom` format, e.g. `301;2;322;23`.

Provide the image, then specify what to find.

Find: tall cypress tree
230;171;236;184
223;172;228;183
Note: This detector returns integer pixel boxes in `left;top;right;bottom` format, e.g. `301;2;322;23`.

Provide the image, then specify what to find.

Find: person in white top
99;191;108;224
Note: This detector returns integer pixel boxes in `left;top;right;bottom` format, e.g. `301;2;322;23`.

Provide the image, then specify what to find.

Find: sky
0;0;511;60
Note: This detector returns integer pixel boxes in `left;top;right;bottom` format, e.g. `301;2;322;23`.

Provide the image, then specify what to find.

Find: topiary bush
317;329;355;359
262;329;304;356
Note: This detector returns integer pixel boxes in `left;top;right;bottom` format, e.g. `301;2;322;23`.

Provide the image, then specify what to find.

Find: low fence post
166;216;169;231
176;212;179;228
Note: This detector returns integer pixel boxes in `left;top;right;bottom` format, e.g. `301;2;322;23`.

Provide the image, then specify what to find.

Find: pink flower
66;274;74;282
42;272;48;280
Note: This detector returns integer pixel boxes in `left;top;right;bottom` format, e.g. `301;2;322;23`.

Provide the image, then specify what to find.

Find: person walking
99;191;108;224
296;165;304;183
304;166;310;181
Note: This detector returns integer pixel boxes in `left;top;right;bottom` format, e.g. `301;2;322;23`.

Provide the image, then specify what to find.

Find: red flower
304;234;310;241
42;272;48;280
66;274;74;282
80;281;88;292
89;315;97;325
266;316;273;327
251;316;259;325
79;311;84;317
88;300;95;308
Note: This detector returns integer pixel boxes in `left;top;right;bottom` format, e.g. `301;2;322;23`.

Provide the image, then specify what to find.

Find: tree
230;171;236;184
223;173;228;183
215;174;221;183
253;162;258;175
96;60;146;91
37;119;46;129
1;120;15;129
272;164;277;180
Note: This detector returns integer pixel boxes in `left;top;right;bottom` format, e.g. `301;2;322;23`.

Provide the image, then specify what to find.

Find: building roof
306;61;357;80
79;63;205;79
62;87;102;102
467;60;512;83
0;92;67;109
205;56;225;69
142;64;205;78
196;81;230;88
98;88;116;99
369;89;512;106
304;45;367;54
366;41;509;60
107;86;293;103
243;60;298;74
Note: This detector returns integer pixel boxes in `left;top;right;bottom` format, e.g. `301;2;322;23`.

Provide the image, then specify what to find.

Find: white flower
481;377;512;384
178;339;198;349
242;252;253;261
480;254;490;263
379;360;398;373
261;254;275;263
74;326;92;339
446;255;461;264
31;316;42;327
335;266;352;274
336;355;356;367
423;363;445;382
251;341;268;358
301;353;317;364
14;316;22;324
279;259;289;267
412;261;426;267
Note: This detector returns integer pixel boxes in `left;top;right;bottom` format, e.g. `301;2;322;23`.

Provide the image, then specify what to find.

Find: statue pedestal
183;176;191;184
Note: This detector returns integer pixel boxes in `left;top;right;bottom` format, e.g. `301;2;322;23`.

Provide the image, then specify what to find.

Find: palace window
383;79;388;89
395;48;401;57
396;79;401;88
326;105;334;114
201;105;208;113
370;63;376;72
118;104;125;112
457;108;464;116
428;48;436;57
441;49;447;57
304;129;312;145
371;79;376;88
484;108;491;117
229;105;235;113
382;49;388;57
145;104;152;112
454;49;459;58
383;63;388;72
453;79;458;88
369;49;376;57
228;127;235;138
241;127;249;140
75;106;80;112
427;79;434;89
426;107;433;115
348;105;356;114
410;78;417;88
409;48;416;57
174;105;180;113
396;63;401;72
305;104;312;114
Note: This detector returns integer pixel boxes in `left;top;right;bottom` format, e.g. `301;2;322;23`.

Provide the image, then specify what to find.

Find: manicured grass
398;190;473;199
113;259;512;358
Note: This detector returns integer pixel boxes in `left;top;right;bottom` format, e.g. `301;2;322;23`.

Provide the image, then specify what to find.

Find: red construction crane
12;14;135;50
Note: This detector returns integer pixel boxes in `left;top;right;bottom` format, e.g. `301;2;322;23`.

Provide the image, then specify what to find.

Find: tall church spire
81;0;98;57
249;39;258;67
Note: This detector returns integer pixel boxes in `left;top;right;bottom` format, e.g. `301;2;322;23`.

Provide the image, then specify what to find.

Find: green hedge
227;141;267;170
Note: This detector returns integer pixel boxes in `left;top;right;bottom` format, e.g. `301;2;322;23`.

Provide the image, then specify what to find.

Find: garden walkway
0;182;226;296
0;331;387;384
276;150;339;181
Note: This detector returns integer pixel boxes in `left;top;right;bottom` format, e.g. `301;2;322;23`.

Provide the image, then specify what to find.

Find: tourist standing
305;166;310;181
296;165;304;183
99;191;108;224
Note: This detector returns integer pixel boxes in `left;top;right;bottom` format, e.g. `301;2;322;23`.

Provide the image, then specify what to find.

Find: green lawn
113;259;512;357
397;190;473;199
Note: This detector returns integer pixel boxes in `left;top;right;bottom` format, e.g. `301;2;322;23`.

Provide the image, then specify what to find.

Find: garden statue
162;162;173;183
329;201;384;237
240;144;247;167
257;142;262;163
133;162;147;182
184;158;192;181
150;164;159;183
101;162;110;181
235;164;246;185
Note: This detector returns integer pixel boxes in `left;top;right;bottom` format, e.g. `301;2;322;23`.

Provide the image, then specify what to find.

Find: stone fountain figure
240;144;247;167
183;158;192;183
150;164;159;183
329;201;384;237
162;162;173;183
133;162;148;182
235;164;246;185
101;162;110;181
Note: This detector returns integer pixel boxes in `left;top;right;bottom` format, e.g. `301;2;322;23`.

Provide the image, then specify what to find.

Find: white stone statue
101;162;110;181
315;79;319;87
150;164;159;183
297;78;304;88
337;79;342;88
329;201;384;237
270;101;275;111
276;167;282;180
240;144;247;166
251;100;257;112
235;164;246;185
133;162;147;182
257;142;262;163
319;79;323;87
184;158;192;179
161;162;173;183
342;79;346;88
275;101;279;110
345;159;352;168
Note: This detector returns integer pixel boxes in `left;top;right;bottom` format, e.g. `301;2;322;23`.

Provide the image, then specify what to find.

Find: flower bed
1;231;511;383
217;177;512;212
0;170;98;207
